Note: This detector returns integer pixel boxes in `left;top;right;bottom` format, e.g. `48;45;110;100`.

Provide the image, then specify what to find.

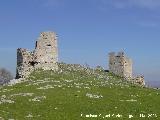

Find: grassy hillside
0;63;160;120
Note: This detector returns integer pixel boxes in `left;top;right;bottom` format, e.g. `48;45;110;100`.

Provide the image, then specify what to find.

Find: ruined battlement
16;32;58;78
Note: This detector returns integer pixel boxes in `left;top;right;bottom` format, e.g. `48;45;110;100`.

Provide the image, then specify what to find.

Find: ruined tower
16;32;58;78
109;52;132;78
108;51;145;85
34;32;58;70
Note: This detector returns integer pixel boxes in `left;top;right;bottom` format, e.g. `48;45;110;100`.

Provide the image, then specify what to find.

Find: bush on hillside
0;68;13;85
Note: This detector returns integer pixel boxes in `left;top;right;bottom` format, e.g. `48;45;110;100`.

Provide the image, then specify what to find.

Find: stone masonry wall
108;51;145;85
16;48;34;78
109;52;132;78
34;32;58;70
16;32;58;78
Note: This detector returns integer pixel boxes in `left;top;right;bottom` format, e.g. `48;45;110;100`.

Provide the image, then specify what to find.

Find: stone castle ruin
15;31;145;85
109;52;132;78
108;52;145;85
16;32;58;78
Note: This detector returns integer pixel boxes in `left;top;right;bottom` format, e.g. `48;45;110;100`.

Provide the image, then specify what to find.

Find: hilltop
0;63;159;120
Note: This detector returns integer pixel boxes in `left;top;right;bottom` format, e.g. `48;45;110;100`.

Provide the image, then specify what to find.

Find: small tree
95;66;104;71
0;68;13;84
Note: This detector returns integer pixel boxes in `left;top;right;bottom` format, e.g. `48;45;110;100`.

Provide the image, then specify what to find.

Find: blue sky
0;0;160;84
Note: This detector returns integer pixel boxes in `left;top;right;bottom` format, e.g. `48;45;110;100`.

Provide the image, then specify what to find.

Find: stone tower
34;32;58;70
16;32;58;78
109;52;132;78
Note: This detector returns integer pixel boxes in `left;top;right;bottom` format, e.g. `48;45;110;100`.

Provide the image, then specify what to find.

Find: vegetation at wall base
0;63;159;120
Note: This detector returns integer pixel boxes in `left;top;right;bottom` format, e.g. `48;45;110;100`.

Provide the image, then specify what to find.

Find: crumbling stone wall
109;52;132;78
134;76;145;86
16;32;58;78
108;51;145;85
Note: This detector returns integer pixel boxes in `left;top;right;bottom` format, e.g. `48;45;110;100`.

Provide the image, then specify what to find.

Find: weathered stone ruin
108;52;145;85
134;76;145;86
15;31;145;86
16;32;58;78
109;52;132;78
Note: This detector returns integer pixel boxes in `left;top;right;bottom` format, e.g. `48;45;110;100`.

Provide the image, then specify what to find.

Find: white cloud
129;0;160;9
99;0;160;9
136;21;158;27
40;0;65;8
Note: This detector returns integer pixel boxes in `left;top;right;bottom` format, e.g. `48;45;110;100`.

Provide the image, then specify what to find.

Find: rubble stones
133;76;145;86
